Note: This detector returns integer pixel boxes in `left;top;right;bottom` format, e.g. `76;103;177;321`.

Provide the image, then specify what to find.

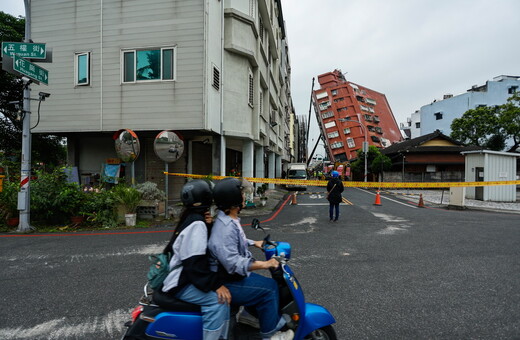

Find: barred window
248;69;254;107
212;65;220;91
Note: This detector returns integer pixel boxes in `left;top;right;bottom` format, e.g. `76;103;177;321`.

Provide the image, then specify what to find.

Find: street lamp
339;117;368;182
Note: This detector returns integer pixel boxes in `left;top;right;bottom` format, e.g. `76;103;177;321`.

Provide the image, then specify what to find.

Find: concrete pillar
187;140;193;174
255;146;264;179
268;152;276;189
275;154;282;179
213;137;225;176
242;140;254;178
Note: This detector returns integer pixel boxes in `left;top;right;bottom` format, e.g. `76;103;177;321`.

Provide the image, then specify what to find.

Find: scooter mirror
251;218;261;230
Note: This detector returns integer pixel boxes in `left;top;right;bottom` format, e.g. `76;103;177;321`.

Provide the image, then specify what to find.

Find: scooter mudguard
297;303;336;339
146;311;203;340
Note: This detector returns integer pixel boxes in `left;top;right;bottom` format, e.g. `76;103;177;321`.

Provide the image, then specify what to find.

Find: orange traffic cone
374;190;382;206
418;194;425;208
291;194;297;205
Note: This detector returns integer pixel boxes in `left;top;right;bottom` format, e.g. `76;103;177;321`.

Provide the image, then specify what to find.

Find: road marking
342;197;353;205
0;309;129;339
284;217;318;226
296;203;350;206
355;188;418;208
371;212;409;223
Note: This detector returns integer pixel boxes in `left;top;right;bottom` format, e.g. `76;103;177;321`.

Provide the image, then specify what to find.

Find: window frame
121;46;176;84
74;52;90;86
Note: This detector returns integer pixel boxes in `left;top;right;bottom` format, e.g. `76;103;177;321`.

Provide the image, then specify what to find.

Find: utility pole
18;0;33;232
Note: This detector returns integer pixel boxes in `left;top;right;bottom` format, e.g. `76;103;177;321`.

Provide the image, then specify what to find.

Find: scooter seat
152;289;201;312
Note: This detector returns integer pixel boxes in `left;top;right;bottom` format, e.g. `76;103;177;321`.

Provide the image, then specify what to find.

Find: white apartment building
28;0;296;199
401;75;520;141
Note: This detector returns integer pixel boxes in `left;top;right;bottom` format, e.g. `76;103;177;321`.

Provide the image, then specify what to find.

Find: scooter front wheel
304;325;337;340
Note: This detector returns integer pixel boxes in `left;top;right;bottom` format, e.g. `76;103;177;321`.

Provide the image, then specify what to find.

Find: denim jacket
208;210;255;278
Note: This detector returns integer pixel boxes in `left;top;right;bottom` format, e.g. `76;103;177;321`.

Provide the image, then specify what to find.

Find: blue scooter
121;219;337;340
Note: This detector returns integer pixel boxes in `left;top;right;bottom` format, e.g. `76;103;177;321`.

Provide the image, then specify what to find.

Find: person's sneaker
270;329;294;340
236;308;260;329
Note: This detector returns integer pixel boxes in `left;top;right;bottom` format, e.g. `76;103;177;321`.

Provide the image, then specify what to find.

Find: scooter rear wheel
304;325;337;340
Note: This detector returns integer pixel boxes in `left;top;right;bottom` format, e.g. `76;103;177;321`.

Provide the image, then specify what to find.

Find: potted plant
135;182;166;218
0;180;19;227
56;184;87;224
256;183;268;207
112;184;142;226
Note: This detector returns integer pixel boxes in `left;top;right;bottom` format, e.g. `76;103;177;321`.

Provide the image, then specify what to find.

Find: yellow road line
342;197;353;205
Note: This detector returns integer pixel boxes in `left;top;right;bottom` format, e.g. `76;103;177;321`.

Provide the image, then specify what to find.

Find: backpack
147;213;205;291
147;252;173;291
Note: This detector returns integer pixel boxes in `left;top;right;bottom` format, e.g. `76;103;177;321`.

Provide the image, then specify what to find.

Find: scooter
121;219;337;340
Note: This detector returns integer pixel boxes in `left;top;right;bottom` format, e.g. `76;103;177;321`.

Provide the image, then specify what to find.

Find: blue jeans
175;284;229;340
329;202;339;220
224;273;286;338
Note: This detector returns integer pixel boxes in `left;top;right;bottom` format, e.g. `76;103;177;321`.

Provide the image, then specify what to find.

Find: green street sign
13;54;49;85
2;42;46;59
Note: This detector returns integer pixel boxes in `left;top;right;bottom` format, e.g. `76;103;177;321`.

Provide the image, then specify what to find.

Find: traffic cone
291;194;297;205
374;190;382;206
418;194;425;208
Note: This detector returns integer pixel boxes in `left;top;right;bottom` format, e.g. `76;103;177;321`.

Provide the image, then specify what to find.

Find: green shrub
30;168;87;224
112;184;142;214
135;181;166;201
0;180;19;220
80;188;118;228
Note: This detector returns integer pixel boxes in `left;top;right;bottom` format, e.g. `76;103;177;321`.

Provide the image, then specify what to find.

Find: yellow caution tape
164;172;520;188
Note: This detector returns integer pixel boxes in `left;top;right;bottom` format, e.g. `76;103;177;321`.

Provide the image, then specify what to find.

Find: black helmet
181;179;213;208
213;177;243;210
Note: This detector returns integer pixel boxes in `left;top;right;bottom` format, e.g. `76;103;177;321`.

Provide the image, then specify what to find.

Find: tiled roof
381;130;481;155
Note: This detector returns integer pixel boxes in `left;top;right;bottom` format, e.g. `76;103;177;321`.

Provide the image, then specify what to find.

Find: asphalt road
0;186;519;339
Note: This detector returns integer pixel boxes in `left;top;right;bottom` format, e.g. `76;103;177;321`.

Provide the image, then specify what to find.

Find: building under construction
312;69;403;164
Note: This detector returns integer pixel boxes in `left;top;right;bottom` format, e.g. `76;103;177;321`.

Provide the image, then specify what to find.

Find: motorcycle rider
209;177;294;340
161;179;231;340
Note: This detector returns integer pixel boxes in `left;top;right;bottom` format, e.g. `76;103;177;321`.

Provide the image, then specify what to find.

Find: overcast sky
3;0;520;154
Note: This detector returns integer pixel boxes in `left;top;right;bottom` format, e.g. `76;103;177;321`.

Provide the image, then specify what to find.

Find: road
0;186;519;339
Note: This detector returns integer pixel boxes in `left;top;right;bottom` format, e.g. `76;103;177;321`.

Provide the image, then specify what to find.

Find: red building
313;69;403;162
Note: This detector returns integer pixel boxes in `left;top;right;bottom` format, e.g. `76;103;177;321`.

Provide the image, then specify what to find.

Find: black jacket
327;178;344;204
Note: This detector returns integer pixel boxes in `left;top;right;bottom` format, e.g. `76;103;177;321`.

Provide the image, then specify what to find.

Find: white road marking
371;212;409;223
0;309;130;339
284;217;318;226
355;188;418;208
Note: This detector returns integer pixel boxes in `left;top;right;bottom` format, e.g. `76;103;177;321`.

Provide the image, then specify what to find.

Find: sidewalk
240;187;290;217
385;189;520;214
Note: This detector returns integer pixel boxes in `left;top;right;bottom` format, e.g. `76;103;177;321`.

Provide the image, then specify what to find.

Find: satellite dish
114;129;140;162
153;130;184;163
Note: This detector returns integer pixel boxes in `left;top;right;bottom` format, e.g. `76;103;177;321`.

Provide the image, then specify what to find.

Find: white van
286;163;307;191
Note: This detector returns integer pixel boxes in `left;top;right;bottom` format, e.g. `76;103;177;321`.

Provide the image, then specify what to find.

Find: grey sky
3;0;520;155
281;0;520;151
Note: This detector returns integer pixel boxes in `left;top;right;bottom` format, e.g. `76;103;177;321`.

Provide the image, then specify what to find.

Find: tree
450;106;503;148
0;11;66;175
450;93;520;151
371;153;392;181
350;145;389;181
499;92;520;152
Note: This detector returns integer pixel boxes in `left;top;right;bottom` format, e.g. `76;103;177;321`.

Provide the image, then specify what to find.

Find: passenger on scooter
209;177;294;340
161;179;232;340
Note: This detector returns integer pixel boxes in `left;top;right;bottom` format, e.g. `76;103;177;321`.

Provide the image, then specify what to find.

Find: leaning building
313;69;402;163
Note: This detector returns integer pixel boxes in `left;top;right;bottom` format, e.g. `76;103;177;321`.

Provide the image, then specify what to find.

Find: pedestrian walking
326;171;344;222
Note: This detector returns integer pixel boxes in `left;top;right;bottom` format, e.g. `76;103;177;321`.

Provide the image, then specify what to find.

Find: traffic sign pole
18;0;33;233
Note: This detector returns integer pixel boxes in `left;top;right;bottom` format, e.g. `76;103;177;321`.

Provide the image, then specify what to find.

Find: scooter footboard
146;311;203;340
298;303;336;338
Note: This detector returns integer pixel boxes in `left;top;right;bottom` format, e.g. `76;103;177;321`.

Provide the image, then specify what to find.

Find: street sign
13;54;49;85
2;42;46;59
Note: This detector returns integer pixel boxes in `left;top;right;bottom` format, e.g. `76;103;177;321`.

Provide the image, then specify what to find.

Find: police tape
164;172;520;188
